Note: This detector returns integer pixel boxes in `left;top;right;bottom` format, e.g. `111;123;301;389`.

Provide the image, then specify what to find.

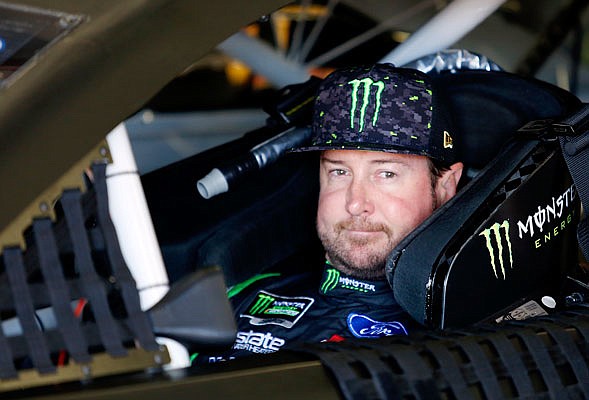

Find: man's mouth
336;220;390;236
346;228;381;234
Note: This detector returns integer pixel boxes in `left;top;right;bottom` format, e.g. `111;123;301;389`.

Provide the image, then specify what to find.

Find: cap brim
289;142;427;156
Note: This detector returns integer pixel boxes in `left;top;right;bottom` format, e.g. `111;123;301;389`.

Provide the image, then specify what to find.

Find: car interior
2;54;589;398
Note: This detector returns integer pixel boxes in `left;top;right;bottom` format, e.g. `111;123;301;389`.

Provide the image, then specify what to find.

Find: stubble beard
317;184;439;281
317;219;396;280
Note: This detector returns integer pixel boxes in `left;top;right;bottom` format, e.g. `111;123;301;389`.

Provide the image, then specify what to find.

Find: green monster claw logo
321;268;341;293
479;220;514;280
348;78;385;132
249;293;275;314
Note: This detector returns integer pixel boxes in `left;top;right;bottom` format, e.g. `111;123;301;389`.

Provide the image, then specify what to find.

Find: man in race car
200;64;463;363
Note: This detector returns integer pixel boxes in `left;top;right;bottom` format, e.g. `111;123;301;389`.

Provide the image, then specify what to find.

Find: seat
387;69;582;329
142;126;322;286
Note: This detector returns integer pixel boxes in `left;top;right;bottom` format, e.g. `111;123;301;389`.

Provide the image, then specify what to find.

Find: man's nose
346;179;374;216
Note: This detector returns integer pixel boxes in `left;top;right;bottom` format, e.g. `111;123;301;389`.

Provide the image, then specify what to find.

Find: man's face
317;149;461;280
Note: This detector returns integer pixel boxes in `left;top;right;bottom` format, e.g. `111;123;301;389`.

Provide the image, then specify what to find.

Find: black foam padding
387;139;538;326
432;70;580;171
142;133;321;286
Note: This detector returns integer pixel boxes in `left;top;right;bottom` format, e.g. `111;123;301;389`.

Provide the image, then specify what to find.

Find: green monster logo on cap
348;78;385;132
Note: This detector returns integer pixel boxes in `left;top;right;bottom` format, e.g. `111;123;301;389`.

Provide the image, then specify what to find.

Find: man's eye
329;169;347;176
380;171;396;178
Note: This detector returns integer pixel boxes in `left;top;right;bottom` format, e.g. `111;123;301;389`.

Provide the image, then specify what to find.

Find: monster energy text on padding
516;184;576;248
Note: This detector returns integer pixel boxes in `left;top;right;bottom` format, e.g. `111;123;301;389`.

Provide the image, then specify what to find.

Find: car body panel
0;0;286;245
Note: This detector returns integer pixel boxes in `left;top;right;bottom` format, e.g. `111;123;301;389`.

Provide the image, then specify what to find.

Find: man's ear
436;162;463;204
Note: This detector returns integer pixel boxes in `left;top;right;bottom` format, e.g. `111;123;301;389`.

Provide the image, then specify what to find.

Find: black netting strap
484;332;535;397
0;282;85;313
423;340;470;398
92;163;158;351
512;327;565;397
388;346;440;400
60;190;127;357
317;349;382;400
541;322;589;397
559;104;589;260
456;336;503;398
347;348;403;400
3;247;54;374
0;294;16;379
33;218;90;364
577;220;589;261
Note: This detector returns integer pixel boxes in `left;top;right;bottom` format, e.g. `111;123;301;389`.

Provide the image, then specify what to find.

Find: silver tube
380;0;507;67
218;32;309;87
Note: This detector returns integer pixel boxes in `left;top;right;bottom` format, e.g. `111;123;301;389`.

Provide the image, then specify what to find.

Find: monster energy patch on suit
242;291;314;328
321;268;376;294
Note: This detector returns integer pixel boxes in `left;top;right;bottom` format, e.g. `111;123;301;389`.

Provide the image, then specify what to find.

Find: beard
317;218;397;280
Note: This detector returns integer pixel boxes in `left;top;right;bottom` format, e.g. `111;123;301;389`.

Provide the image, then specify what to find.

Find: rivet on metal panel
39;202;50;213
81;364;92;378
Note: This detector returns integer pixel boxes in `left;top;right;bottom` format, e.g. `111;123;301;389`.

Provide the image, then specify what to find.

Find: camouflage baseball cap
293;63;456;163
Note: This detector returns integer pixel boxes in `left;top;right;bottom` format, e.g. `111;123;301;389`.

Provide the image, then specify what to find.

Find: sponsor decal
443;130;453;149
495;300;548;323
479;220;513;280
479;185;578;279
242;291;314;328
321;268;376;294
516;184;576;249
233;330;286;354
348;77;385;132
347;313;408;338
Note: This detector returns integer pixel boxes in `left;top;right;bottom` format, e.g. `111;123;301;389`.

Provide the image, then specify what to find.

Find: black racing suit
197;261;415;364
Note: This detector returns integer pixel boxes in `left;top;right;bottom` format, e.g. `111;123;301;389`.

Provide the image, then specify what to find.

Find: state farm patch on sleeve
241;290;314;328
347;313;408;338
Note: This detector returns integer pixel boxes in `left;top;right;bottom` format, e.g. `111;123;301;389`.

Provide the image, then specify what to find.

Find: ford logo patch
347;313;408;338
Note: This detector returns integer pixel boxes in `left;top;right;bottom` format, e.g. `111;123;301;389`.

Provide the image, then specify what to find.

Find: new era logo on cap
444;131;453;149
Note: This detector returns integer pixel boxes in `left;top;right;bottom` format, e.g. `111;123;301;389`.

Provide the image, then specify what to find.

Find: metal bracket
516;118;576;141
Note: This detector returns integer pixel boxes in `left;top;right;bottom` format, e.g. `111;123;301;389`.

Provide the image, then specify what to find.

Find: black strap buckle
517;119;576;141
